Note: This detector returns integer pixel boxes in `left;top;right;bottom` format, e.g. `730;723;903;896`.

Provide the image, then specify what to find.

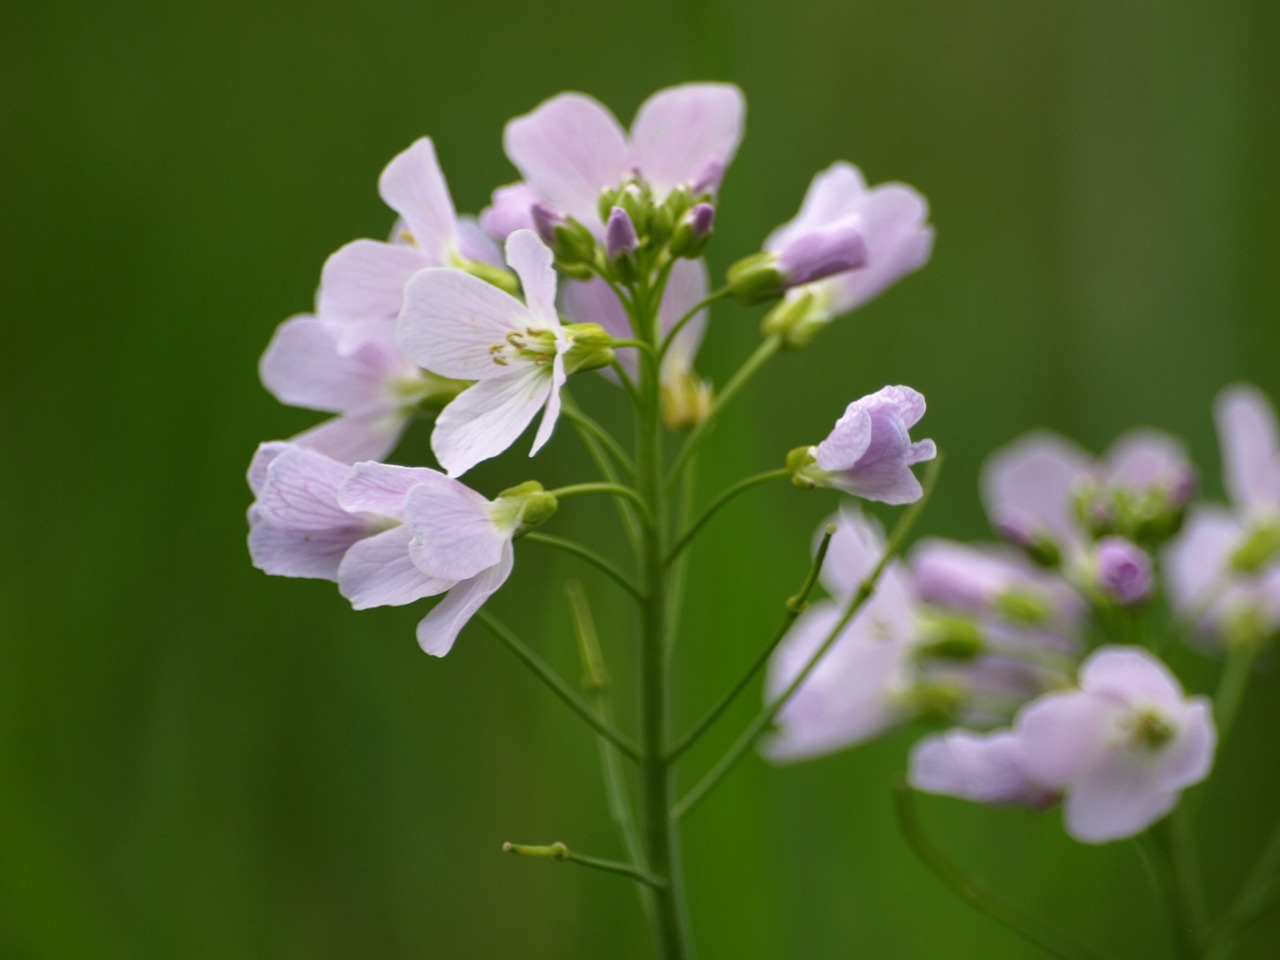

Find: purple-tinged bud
530;202;562;246
1094;537;1152;606
670;203;716;259
690;158;727;197
776;221;870;287
689;202;715;239
605;206;639;259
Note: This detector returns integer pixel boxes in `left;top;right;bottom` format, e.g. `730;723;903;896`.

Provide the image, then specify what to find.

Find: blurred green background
3;0;1279;956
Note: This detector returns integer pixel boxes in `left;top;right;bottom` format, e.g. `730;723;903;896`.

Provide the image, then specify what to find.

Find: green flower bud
727;252;786;304
495;480;559;533
562;322;616;374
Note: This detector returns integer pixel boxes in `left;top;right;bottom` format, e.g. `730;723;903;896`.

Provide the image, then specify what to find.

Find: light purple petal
1063;751;1180;844
338;461;444;518
1163;506;1239;620
826;183;934;313
398;268;529;380
982;432;1091;548
377;138;459;266
404;472;506;581
247;441;290;496
819;505;887;597
1104;429;1195;501
317;239;427;320
288;408;409;464
1215;384;1280;514
909;729;1050;806
505;230;559;327
260;316;401;414
814;406;873;472
479;182;541;241
766;162;868;253
431;366;554;477
659;257;710;373
1154;699;1216;792
1015;691;1116;789
416;543;514;657
504;93;629;225
629;83;745;197
338;525;452;609
530;348;566;455
456;216;503;267
1078;646;1184;709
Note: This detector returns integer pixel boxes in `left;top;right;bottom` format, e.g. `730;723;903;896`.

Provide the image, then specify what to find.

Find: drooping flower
763;508;920;761
1014;646;1216;843
757;163;933;345
398;230;612;477
258;316;463;462
319;138;504;322
789;386;937;504
482;83;745;237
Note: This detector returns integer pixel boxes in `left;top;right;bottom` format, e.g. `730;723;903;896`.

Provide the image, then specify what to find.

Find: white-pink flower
259;316;457;463
909;729;1054;808
482;83;745;236
1014;646;1216;843
398;230;572;477
319;138;500;322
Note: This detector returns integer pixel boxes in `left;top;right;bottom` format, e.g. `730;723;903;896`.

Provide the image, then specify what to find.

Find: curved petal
338;525;452;609
909;729;1048;806
430;367;553;477
416;543;514;657
766;162;868;252
827;183;934;314
1063;751;1180;843
629;83;745;196
1215;384;1280;514
317;239;427;320
404;473;506;581
378;138;459;266
260;316;399;413
981;432;1091;549
479;181;540;241
1015;691;1116;789
505;230;559;327
1155;699;1216;792
289;408;409;464
529;348;566;456
1079;646;1184;707
819;505;887;597
815;405;873;471
247;441;290;496
504;93;628;224
398;268;529;380
338;461;444;518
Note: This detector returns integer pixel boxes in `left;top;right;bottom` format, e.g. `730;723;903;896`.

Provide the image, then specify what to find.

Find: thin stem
1207;814;1280;957
1135;832;1198;960
896;785;1116;960
1213;642;1257;742
478;611;641;762
561;402;636;478
666;334;783;490
673;457;942;820
547;482;653;525
1163;813;1211;950
666;524;836;762
501;841;666;889
521;532;644;604
611;359;642;404
612;338;657;356
563;400;641;558
664;468;791;566
657;286;732;364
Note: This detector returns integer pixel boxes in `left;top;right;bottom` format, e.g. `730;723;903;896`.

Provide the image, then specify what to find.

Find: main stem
636;286;693;959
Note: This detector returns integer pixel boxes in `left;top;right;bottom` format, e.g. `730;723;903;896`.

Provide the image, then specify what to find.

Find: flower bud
495;480;559;533
915;615;985;660
727;252;787;304
669;203;715;259
660;369;713;430
1093;536;1152;606
533;202;596;266
605;206;639;260
562;322;616;374
760;290;830;348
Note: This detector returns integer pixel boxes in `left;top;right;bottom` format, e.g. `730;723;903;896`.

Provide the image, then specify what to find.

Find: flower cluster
767;386;1280;844
248;83;935;656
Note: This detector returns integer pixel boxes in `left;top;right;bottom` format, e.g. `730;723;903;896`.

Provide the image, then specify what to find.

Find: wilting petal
629;83;745;196
378;138;459;266
431;367;554;477
399;268;529;380
504;93;629;225
338;525;452;609
404;472;507;581
318;239;426;320
416;543;514;657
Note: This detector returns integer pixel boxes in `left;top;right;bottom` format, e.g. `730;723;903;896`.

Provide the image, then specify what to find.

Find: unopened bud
661;369;713;430
786;445;820;488
761;291;828;348
916;616;985;660
496;480;559;533
727;252;786;304
670;203;715;259
562;322;616;374
605;206;639;259
1094;536;1152;606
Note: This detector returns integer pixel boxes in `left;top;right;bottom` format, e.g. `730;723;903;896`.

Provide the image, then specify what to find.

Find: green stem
657;286;732;364
896;785;1116;960
1164;812;1210;950
666;523;836;762
521;532;644;603
563;400;641;557
664;468;791;565
501;841;665;889
666;335;784;490
673;457;941;820
1207;815;1280;957
561;402;636;477
1213;642;1257;742
547;482;653;524
1135;831;1199;960
477;610;641;762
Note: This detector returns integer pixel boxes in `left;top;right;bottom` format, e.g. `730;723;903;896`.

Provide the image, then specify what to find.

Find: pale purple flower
982;432;1092;555
794;386;937;504
398;230;571;477
247;445;452;610
762;162;933;329
319;138;501;321
259;316;458;463
1014;646;1216;843
1215;384;1280;518
484;83;745;235
1101;430;1197;511
1093;537;1153;606
909;729;1055;807
764;508;919;761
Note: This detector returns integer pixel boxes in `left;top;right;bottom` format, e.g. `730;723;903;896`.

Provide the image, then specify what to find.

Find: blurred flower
909;729;1055;807
1092;536;1153;606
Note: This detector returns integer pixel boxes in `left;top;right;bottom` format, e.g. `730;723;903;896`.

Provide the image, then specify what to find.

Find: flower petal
1215;383;1280;514
260;316;401;413
398;268;530;380
766;162;868;252
416;543;514;657
504;93;628;224
338;525;452;609
815;405;873;472
629;83;745;196
1063;751;1180;844
317;239;427;320
404;472;506;581
378;138;459;266
288;408;409;464
338;461;444;518
530;348;566;455
1015;691;1115;789
1078;646;1184;708
909;729;1049;806
505;230;559;327
430;366;553;477
479;181;541;241
659;257;710;377
828;183;934;314
981;432;1091;549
